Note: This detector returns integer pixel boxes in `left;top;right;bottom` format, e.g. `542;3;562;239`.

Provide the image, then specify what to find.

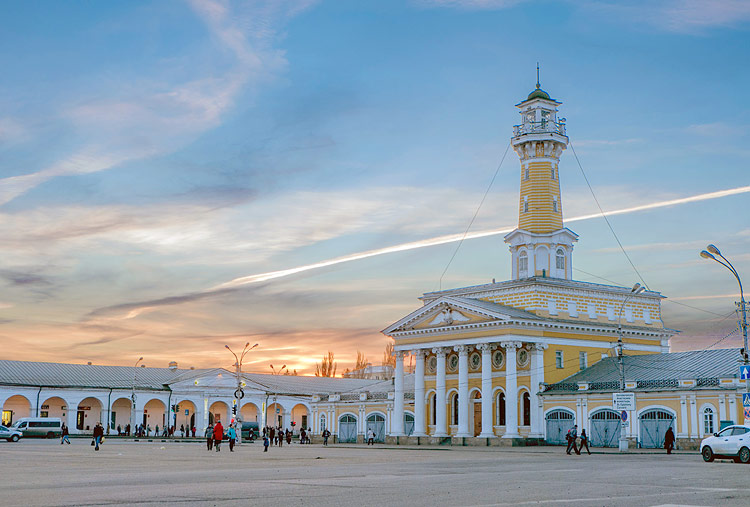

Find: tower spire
536;62;540;89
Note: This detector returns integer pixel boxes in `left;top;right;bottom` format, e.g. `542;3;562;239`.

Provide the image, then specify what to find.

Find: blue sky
0;0;749;373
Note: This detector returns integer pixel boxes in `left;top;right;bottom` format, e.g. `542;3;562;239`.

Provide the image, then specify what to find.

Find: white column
433;347;448;437
502;341;521;438
679;395;688;438
282;409;291;430
690;395;698;439
391;351;405;436
529;343;547;437
729;394;737;424
455;345;470;437
719;395;727;421
413;349;426;436
479;343;495;438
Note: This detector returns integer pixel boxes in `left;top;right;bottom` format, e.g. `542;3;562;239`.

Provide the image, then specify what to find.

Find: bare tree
315;351;337;377
348;351;369;379
382;342;396;368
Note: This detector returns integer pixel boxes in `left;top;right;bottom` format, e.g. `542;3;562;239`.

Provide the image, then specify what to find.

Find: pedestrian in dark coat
579;428;591;455
322;429;330;446
205;424;214;451
93;422;104;451
664;426;675;454
286;429;292;445
263;435;269;452
566;425;579;455
213;421;224;452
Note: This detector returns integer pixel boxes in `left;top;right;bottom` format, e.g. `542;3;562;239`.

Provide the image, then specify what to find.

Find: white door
712;426;735;454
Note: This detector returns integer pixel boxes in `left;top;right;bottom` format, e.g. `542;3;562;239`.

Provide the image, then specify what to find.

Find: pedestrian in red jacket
213;421;224;452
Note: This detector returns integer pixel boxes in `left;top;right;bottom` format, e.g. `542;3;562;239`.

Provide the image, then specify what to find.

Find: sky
0;0;749;375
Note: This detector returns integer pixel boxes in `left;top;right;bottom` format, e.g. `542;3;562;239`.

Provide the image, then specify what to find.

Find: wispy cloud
416;0;527;8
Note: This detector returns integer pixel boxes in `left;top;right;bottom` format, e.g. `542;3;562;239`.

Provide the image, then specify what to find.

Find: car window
732;427;750;436
718;427;734;436
0;426;6;431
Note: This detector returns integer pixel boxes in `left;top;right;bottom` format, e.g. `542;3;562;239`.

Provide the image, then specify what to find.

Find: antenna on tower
536;62;540;89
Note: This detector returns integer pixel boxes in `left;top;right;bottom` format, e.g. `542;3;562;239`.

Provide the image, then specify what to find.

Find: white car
0;425;23;442
701;425;750;463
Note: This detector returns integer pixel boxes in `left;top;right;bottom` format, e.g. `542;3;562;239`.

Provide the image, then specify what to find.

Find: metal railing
513;120;566;137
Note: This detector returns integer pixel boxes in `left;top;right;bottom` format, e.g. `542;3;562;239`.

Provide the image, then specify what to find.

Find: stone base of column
527;432;543;438
455;432;471;438
502;432;520;439
433;432;448;438
478;432;496;438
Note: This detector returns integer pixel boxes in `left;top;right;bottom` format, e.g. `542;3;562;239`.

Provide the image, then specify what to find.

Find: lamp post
226;342;258;444
617;283;645;452
131;357;143;436
701;245;749;416
270;364;287;375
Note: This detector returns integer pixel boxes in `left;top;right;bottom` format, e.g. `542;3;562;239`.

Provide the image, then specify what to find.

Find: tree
382;342;396;368
348;351;369;379
283;369;298;376
315;351;337;377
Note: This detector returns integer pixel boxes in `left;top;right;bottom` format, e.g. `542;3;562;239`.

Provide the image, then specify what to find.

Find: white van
12;418;63;438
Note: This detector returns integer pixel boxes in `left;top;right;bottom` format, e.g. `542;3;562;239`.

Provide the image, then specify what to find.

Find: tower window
556;248;565;270
553;196;558;212
524;166;529;180
523;196;529;213
519;251;528;276
551;167;556;179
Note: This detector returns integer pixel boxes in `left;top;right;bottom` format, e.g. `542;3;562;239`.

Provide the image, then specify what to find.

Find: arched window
703;407;715;435
430;393;436;425
319;414;326;432
519;251;528;277
451;393;459;426
497;392;506;426
556;248;565;270
522;392;531;426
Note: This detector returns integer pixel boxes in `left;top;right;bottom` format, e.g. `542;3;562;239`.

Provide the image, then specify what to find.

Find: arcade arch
291;403;309;431
76;397;103;432
143;399;166;433
240;402;259;424
111;397;132;433
175;400;197;434
208;401;229;426
2;394;31;426
40;396;68;420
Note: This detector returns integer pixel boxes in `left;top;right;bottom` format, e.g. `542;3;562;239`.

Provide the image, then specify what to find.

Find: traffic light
232;405;237;415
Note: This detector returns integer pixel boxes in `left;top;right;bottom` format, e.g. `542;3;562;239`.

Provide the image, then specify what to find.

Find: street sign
745;407;750;421
743;393;750;408
740;365;750;380
185;409;189;415
613;392;636;411
621;411;628;422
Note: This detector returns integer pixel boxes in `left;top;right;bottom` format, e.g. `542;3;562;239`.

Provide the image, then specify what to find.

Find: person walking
205;424;214;451
286;429;292;445
117;424;122;436
322;428;330;446
367;429;375;445
60;423;71;445
300;428;306;444
579;428;591;455
192;426;196;438
93;422;104;451
213;421;224;452
228;425;237;452
263;434;270;452
566;425;579;455
269;427;275;446
664;426;675;454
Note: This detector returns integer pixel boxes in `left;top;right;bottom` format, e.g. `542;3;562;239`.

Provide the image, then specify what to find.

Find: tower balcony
513;120;566;137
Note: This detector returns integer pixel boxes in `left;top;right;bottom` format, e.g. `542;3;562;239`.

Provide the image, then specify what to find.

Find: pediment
383;296;522;335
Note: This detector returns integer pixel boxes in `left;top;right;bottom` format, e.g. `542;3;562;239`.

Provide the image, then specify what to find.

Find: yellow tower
505;73;578;280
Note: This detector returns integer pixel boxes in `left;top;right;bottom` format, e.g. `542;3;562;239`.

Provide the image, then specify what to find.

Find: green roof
527;87;551;100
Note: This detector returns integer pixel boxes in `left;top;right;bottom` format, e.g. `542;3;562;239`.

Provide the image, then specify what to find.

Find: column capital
395;350;407;359
531;342;549;351
432;347;448;357
454;344;469;355
500;340;523;350
412;348;427;358
478;343;497;352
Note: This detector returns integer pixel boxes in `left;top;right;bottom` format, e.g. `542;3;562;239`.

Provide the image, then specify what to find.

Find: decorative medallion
469;352;481;370
427;356;437;374
447;354;459;372
517;348;530;368
428;307;471;326
492;349;505;369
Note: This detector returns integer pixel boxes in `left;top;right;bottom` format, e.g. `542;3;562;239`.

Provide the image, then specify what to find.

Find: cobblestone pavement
3;440;749;506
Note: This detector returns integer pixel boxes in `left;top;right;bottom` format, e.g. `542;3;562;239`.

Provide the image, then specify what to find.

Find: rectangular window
40;411;49;418
551;167;556;179
553;196;558;212
555;350;563;369
524;166;529;180
523;196;529;213
579;351;587;370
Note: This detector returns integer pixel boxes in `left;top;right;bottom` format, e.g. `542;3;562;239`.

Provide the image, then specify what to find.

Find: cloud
659;0;750;32
415;0;527;8
0;0;304;207
684;122;735;137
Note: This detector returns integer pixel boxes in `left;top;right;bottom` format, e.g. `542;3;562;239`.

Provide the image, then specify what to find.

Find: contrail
214;185;750;291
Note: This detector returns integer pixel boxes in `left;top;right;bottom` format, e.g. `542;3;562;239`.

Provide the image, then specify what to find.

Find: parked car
0;425;23;442
11;418;63;438
241;422;259;441
701;425;750;463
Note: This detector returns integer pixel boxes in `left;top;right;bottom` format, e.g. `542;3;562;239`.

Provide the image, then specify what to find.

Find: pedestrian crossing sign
744;393;750;408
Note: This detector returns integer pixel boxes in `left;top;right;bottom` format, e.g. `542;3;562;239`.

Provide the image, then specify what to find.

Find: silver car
0;425;23;442
700;425;750;463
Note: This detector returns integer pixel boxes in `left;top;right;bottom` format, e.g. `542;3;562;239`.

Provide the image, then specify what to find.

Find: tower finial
536;62;540;89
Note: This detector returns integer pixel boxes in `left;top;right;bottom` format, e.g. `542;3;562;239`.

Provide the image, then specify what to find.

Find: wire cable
438;140;512;290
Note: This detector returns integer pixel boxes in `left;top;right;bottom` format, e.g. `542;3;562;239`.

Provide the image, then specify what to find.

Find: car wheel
739;447;750;464
702;446;714;462
10;435;19;442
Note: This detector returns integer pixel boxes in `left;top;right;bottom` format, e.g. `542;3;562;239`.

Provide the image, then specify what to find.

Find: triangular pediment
382;296;534;335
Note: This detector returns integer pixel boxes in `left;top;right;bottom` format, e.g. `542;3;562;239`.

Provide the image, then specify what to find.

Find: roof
527;86;551;100
452;296;542;321
0;360;215;390
544;348;743;394
240;373;383;396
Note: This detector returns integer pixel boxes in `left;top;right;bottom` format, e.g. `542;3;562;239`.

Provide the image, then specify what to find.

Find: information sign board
613;392;636;411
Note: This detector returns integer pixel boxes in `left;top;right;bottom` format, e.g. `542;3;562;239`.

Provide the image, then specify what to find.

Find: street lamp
701;245;749;411
270;364;287;375
226;342;258;444
617;283;645;452
131;357;143;436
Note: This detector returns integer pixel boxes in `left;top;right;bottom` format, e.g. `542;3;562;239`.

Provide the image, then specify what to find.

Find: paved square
3;440;750;506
